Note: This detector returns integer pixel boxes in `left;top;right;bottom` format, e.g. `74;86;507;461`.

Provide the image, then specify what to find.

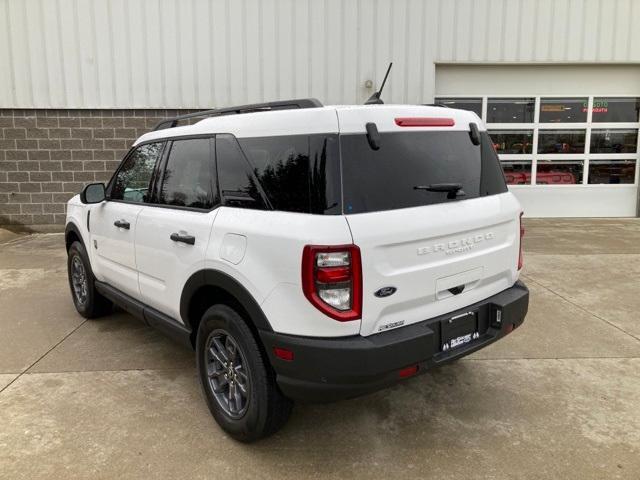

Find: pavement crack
0;319;88;395
523;275;640;343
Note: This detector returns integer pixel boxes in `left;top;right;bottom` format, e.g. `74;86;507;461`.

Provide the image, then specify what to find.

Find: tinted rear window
238;134;341;214
340;131;507;214
216;134;268;210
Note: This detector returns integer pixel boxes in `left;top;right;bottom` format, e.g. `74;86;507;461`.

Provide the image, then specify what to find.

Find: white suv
65;99;529;442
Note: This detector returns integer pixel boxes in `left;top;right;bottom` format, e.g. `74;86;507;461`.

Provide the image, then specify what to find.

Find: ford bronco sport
65;98;529;442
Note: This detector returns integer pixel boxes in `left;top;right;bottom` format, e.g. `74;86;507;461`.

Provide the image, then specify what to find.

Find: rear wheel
67;241;112;318
196;304;292;442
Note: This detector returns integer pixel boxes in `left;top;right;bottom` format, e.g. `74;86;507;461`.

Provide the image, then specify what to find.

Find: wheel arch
65;221;85;252
180;269;273;347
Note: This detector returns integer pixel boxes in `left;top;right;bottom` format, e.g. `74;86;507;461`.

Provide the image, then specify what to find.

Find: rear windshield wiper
414;183;466;199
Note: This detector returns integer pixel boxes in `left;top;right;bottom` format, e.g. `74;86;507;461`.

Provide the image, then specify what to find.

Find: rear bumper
260;281;529;402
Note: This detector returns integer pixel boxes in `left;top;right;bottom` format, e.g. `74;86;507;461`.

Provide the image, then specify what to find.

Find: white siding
1;0;640;108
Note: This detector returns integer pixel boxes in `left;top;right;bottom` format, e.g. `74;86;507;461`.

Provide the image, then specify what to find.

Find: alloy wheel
71;255;88;306
205;329;251;419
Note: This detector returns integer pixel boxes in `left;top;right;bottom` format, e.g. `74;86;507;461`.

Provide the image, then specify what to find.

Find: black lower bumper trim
260;281;529;402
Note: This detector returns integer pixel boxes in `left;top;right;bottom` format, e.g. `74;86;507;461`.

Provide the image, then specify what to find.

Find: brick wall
0;109;192;228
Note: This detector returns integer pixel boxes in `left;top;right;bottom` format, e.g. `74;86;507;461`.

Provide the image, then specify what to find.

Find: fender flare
64;221;85;250
180;269;273;332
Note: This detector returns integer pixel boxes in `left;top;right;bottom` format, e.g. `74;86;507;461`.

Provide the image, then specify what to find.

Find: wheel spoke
234;365;248;383
212;376;228;393
235;380;248;396
212;337;229;362
207;363;222;378
228;383;237;413
225;337;237;362
233;384;243;405
208;347;226;365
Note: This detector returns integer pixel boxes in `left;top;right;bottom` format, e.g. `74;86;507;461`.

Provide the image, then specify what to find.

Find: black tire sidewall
196;305;271;441
67;241;96;316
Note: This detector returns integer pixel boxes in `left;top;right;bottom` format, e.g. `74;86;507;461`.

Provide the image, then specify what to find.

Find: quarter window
215;134;268;210
237;134;341;214
110;142;164;203
238;136;310;213
157;138;217;209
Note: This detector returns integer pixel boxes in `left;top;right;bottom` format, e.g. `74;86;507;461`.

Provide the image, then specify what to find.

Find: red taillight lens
394;117;455;127
301;245;362;321
518;212;525;270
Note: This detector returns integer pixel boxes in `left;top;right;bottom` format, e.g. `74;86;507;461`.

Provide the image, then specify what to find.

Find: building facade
1;0;639;227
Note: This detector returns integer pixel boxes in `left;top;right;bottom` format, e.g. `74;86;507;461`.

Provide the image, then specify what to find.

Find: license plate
441;311;479;352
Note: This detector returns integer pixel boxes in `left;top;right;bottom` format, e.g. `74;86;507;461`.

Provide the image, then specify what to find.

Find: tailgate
347;193;521;336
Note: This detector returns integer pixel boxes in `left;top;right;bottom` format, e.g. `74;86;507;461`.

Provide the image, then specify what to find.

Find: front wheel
196;305;292;442
67;241;112;318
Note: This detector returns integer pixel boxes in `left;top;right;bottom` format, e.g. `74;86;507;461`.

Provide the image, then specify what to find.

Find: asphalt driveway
1;219;639;479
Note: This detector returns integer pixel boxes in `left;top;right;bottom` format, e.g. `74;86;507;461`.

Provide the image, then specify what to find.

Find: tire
67;240;112;318
196;304;293;442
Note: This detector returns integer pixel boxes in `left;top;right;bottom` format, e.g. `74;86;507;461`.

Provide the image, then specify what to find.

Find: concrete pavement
1;220;639;479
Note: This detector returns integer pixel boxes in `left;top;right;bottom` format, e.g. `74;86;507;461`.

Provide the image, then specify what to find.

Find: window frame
434;94;640;187
106;134;222;213
152;135;221;212
213;133;273;211
106;140;168;205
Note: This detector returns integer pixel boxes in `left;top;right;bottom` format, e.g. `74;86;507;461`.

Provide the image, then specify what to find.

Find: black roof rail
422;103;450;108
152;98;323;131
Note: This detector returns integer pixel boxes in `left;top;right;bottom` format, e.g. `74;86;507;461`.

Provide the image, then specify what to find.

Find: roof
133;105;484;146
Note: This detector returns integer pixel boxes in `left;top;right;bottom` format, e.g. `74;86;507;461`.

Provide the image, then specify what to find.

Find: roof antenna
365;62;393;105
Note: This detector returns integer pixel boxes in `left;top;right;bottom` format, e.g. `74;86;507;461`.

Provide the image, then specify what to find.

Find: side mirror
80;183;106;204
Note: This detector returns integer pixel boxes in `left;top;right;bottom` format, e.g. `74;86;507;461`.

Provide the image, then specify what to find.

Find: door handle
170;232;195;245
114;219;130;230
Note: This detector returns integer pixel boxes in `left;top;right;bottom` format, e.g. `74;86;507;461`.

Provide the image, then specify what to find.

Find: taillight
301;245;362;321
518;212;524;270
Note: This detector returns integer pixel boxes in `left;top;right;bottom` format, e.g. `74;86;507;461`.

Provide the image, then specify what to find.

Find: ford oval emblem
374;286;397;298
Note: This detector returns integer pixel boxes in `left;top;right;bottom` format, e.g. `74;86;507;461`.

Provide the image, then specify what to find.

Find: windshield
340;131;507;214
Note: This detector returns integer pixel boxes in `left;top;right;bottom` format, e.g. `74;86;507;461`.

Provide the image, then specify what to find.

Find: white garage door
435;65;640;217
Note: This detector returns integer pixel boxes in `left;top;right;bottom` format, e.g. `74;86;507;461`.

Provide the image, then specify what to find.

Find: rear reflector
518;212;525;270
273;347;294;362
399;365;419;378
395;117;455;127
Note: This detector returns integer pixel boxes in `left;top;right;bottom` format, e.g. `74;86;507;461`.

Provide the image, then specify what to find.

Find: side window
215;134;267;210
157;138;217;209
238;136;309;213
110;142;163;203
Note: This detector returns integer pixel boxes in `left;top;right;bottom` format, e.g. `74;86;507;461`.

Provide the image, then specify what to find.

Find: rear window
340;131;507;214
237;134;341;214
